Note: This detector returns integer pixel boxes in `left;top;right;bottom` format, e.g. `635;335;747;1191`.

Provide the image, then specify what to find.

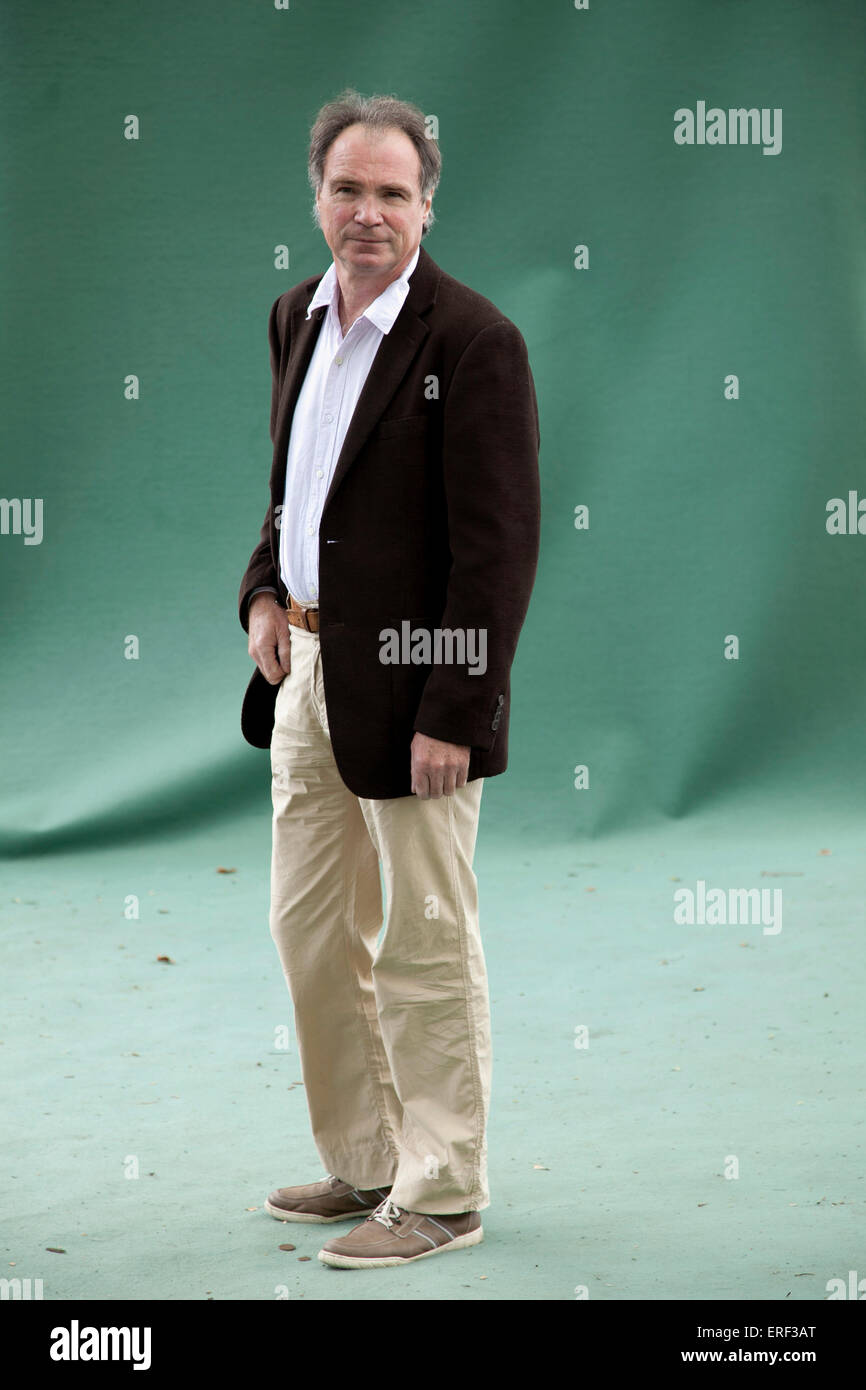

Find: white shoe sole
264;1198;380;1224
317;1224;483;1267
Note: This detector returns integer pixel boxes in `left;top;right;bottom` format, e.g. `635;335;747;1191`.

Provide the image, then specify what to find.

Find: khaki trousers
268;621;490;1214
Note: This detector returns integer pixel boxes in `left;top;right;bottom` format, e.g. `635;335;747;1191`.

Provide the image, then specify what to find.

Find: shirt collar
306;244;420;333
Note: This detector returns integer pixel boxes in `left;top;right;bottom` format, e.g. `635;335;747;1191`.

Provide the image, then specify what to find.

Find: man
237;89;540;1270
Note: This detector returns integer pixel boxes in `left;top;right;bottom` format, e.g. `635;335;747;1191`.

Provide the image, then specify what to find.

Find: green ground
2;793;862;1302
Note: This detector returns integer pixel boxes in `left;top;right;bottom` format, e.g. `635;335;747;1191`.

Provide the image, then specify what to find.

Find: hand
247;592;292;684
410;732;471;799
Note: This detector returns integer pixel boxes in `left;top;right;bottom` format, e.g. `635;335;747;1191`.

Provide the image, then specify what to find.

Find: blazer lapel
269;243;441;514
324;245;439;512
321;331;422;514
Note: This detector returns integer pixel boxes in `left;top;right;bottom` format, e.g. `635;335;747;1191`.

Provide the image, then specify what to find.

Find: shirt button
316;469;323;478
307;525;314;535
334;356;343;366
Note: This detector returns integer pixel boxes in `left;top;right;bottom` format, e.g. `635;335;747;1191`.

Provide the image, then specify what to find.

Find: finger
409;740;422;797
257;636;289;683
276;633;292;676
261;655;285;685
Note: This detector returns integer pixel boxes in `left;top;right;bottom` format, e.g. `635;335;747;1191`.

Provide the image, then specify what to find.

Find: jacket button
496;694;504;705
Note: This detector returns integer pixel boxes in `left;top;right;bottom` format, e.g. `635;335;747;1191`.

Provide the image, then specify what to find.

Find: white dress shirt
252;245;420;610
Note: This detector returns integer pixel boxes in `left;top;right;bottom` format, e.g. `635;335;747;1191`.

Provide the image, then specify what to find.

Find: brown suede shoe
265;1173;393;1224
318;1196;483;1267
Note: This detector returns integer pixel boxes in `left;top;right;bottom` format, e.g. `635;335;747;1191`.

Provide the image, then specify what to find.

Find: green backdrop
3;0;865;853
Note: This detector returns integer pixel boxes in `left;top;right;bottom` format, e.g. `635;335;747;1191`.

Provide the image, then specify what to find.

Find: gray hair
308;88;441;236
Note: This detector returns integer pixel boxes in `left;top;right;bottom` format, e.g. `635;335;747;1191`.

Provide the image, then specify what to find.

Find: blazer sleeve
411;317;541;749
237;295;285;634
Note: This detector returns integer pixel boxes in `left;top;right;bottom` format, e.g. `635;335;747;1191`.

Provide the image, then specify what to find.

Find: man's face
315;123;432;280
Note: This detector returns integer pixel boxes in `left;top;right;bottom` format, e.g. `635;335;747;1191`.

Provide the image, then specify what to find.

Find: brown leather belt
285;593;320;633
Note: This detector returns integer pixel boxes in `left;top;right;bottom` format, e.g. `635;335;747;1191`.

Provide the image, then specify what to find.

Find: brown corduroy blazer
237;241;540;799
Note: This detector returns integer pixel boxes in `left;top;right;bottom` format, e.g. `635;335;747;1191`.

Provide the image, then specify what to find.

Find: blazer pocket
373;414;430;440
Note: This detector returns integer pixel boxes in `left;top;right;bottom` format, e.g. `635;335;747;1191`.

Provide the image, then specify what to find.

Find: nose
353;195;383;225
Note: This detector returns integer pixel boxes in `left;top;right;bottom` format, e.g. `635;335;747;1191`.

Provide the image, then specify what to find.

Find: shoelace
370;1196;403;1229
326;1175;400;1226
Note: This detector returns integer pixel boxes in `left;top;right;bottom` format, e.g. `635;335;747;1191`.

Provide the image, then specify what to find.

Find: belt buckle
290;595;317;632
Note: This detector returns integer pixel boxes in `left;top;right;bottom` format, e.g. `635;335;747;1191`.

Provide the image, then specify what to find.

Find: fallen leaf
217;867;237;874
278;1243;296;1252
156;955;174;964
46;1247;66;1254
